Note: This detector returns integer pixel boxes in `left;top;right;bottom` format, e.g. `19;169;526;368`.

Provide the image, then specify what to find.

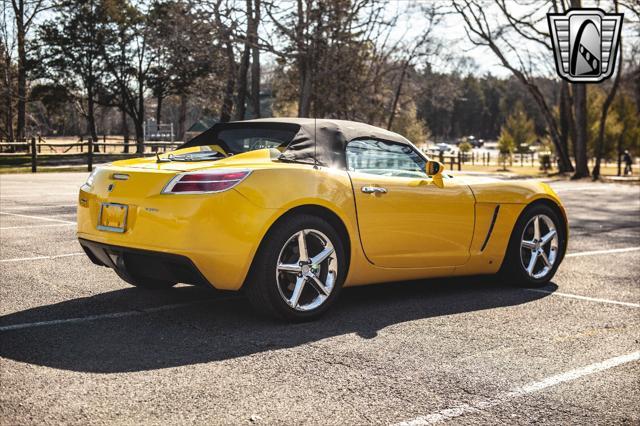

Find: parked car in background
434;143;454;153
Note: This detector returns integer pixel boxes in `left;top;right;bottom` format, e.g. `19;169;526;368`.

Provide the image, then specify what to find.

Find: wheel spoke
540;251;552;268
288;276;306;308
540;229;556;246
278;263;302;274
310;247;334;265
522;240;536;250
308;274;331;296
533;216;541;240
526;251;538;276
297;231;309;262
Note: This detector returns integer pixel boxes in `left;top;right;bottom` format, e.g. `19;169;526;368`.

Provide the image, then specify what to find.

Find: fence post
31;137;37;173
457;151;462;171
87;138;93;172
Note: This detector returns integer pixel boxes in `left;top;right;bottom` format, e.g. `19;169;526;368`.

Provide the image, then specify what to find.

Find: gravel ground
0;173;638;425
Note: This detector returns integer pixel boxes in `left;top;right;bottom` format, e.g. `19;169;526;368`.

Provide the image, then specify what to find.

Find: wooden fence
428;151;538;171
0;137;182;172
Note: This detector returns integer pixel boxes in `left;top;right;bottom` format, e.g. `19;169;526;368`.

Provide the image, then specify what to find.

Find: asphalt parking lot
0;172;638;425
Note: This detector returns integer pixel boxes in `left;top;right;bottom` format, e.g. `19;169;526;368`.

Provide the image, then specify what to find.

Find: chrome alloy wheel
276;229;338;312
520;214;559;279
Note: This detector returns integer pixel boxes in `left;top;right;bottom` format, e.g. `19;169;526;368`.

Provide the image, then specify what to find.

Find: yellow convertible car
77;118;567;320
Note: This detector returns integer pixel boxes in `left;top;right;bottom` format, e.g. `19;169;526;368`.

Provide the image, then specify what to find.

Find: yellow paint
77;148;568;290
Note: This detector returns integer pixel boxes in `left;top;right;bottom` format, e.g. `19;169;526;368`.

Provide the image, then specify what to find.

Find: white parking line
0;297;236;332
396;351;640;425
0;253;84;263
527;289;639;308
0;212;76;224
565;247;640;257
1;223;75;230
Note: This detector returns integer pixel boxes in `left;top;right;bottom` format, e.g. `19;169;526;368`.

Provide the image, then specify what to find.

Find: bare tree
250;0;260;118
592;0;631;179
452;0;574;174
387;4;443;130
9;0;51;140
101;1;154;152
211;0;237;122
233;0;253;120
1;2;17;140
39;0;107;144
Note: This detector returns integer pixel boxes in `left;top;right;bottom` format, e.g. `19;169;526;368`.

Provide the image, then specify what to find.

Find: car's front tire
500;203;566;287
244;214;346;321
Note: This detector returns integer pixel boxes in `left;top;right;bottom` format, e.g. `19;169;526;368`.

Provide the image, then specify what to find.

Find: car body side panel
234;167;460;286
348;173;475;268
451;176;567;275
462;176;565;209
453;203;527;275
77;154;567;292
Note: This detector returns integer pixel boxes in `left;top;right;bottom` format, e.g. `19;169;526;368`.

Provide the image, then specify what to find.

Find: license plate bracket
97;203;128;233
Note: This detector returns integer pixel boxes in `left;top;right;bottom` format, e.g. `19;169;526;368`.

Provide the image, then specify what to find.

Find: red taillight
162;169;251;194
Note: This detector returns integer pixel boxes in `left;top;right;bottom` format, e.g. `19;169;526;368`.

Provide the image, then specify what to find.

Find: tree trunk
616;123;626;176
235;45;250;120
121;107;129;154
136;76;145;154
592;24;623;180
220;40;235;123
3;55;14;141
250;0;261;118
298;58;312;117
234;0;253;121
156;94;163;124
178;94;187;141
16;3;26;141
295;0;311;118
572;83;589;178
134;120;144;154
87;85;99;152
559;81;572;161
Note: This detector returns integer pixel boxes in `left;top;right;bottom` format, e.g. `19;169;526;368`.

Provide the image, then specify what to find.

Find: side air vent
480;205;500;252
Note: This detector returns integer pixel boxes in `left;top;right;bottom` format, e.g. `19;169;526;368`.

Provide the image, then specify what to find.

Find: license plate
97;203;128;233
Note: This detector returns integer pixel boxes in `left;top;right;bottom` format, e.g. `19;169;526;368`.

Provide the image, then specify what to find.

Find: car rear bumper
77;171;282;290
79;238;210;287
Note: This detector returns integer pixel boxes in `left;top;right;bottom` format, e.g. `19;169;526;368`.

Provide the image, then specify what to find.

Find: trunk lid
111;146;276;172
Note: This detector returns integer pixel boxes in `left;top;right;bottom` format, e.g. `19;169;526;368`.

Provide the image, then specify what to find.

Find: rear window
183;123;300;155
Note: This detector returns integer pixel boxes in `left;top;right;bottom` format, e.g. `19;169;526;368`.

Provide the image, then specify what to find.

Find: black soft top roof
182;117;412;169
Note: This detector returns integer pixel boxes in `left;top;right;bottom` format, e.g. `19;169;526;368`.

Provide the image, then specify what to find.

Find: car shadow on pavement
0;278;557;373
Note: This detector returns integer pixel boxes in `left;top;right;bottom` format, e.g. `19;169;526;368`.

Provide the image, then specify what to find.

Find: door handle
361;186;387;194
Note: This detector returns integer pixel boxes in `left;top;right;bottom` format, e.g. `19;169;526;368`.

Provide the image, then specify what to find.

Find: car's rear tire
244;214;346;321
500;203;566;287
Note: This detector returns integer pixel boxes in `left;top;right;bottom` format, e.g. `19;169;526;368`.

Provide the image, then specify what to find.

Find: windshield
181;123;300;155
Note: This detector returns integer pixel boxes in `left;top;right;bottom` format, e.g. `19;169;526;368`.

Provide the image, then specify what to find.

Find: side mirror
426;160;444;177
